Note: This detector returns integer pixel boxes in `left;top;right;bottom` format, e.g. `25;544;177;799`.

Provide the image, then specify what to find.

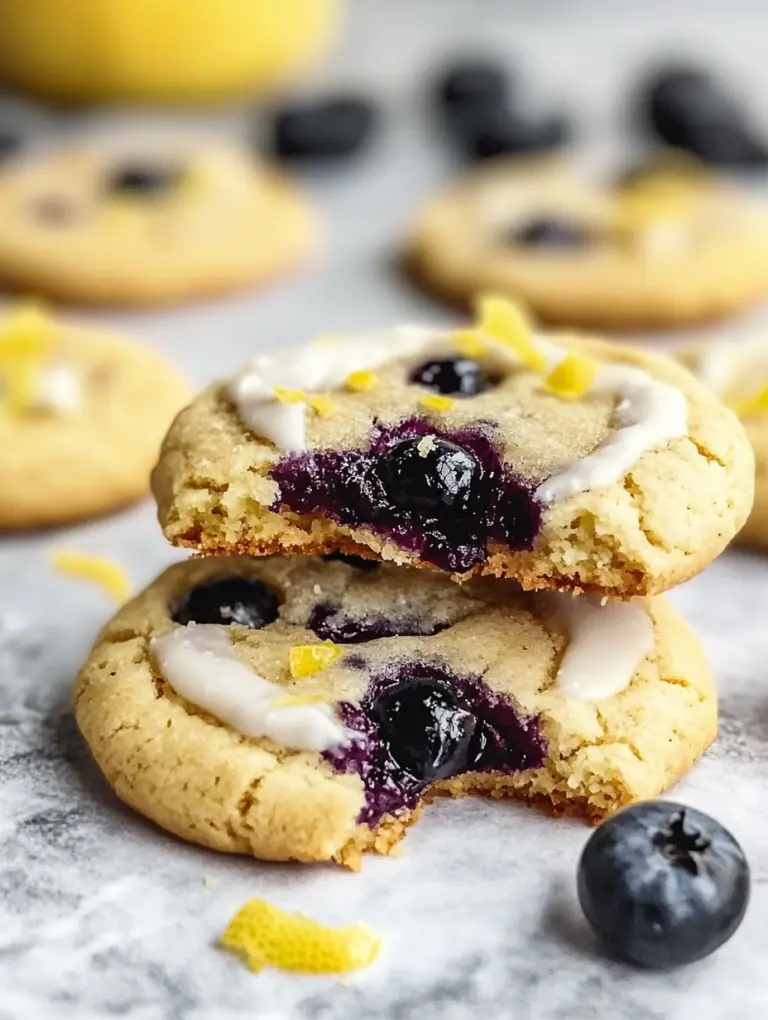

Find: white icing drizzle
228;327;438;452
36;364;82;413
228;324;687;500
151;624;357;752
539;591;654;700
536;364;687;503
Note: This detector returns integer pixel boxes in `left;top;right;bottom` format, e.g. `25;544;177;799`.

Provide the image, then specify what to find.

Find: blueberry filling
409;356;495;397
172;577;280;629
324;660;545;825
106;164;183;196
321;551;379;572
270;417;542;574
510;217;592;249
308;602;450;644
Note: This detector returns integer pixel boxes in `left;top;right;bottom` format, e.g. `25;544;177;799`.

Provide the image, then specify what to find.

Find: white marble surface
3;2;768;1018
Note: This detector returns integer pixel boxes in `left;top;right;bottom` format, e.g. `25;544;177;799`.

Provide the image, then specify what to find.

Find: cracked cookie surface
0;143;317;307
407;157;768;328
74;555;716;868
151;323;753;597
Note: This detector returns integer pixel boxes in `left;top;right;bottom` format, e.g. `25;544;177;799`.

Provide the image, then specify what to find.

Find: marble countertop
3;2;768;1018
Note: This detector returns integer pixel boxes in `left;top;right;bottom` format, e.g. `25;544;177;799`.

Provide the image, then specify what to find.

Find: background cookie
0;306;191;530
74;555;717;868
0;143;317;307
407;157;768;328
152;312;753;598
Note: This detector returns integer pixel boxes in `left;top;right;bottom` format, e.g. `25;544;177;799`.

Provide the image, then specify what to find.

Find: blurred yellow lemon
0;0;341;104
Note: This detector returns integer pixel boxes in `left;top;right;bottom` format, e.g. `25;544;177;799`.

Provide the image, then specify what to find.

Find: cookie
73;554;716;868
0;142;317;307
678;336;768;549
0;304;191;530
151;300;753;598
407;157;768;328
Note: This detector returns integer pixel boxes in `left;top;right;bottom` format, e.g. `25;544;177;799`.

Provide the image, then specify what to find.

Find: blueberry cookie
679;336;768;550
0;143;316;307
74;555;716;868
0;305;190;530
151;300;753;597
407;157;768;328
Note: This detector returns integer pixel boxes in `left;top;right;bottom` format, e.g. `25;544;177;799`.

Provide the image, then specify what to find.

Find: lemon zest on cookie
221;898;382;974
727;381;768;418
451;329;487;358
420;394;455;412
0;359;42;419
308;394;336;417
475;295;546;372
544;353;599;400
271;692;327;707
50;552;131;603
0;303;56;360
289;642;342;678
273;387;307;405
345;369;379;392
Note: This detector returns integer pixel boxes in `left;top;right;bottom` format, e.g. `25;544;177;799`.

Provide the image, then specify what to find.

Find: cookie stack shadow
73;304;755;867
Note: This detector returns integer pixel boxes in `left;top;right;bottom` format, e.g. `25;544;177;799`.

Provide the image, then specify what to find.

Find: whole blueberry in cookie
172;577;279;629
511;216;592;250
107;164;183;195
578;801;750;968
373;677;480;782
436;58;511;112
379;437;480;513
456;105;570;161
271;96;378;160
410;356;494;397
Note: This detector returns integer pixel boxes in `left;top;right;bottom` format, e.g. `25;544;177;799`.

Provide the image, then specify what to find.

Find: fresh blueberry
106;164;183;195
436;58;511;112
321;551;379;572
510;216;592;249
379;437;480;514
410;356;494;397
577;801;750;969
172;577;280;629
271;96;378;160
455;105;570;161
373;677;480;782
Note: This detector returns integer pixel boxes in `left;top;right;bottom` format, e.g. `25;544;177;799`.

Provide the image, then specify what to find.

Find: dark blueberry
455;105;570;161
379;437;480;514
510;216;592;249
0;132;21;159
436;58;511;112
325;660;546;825
308;602;450;644
641;65;768;168
106;164;183;195
321;551;379;572
578;801;750;969
410;356;493;397
172;577;279;629
373;677;479;782
271;96;378;160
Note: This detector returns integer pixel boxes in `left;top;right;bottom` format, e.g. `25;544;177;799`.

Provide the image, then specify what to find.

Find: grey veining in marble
3;2;768;1018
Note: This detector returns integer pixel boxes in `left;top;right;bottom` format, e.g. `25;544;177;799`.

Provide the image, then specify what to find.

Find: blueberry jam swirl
324;660;546;825
270;418;543;573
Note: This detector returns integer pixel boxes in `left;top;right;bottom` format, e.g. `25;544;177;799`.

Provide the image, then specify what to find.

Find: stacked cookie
75;298;754;868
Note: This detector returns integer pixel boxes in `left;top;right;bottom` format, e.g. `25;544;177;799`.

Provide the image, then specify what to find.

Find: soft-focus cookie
152;300;753;597
679;336;768;549
407;157;768;328
74;555;716;868
0;305;190;529
0;142;316;306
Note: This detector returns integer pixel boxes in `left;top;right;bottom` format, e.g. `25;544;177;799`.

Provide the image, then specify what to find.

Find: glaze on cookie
74;555;716;868
152;300;753;597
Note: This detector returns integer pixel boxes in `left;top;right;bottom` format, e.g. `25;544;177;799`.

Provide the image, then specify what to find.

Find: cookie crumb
220;898;381;974
50;551;131;603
